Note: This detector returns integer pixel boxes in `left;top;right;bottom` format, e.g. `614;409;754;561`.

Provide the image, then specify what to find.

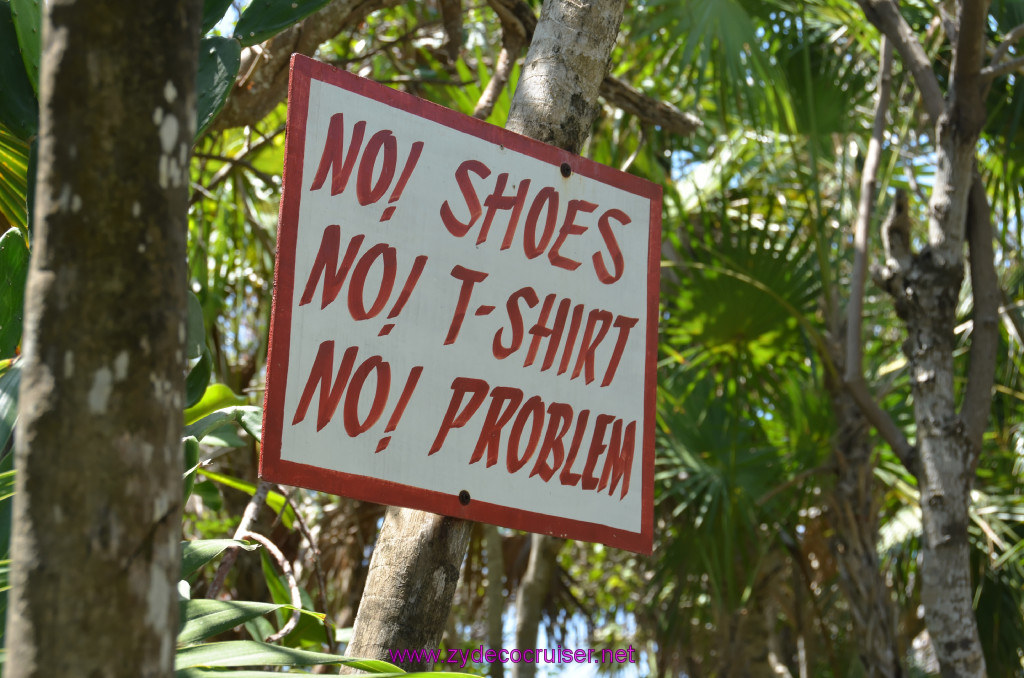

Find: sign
260;54;660;553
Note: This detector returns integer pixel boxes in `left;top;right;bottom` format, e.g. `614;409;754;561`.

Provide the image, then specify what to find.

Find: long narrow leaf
178;670;477;678
175;640;402;673
178;599;284;645
181;539;258;579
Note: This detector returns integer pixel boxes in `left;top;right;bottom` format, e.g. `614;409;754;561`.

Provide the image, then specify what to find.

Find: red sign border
260;54;660;554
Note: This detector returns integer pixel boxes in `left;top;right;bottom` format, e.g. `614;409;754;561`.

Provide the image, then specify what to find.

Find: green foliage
0;127;30;239
183;436;200;503
0;229;28;359
185;406;261;442
0;360;18;456
186;348;214;409
174;540;477;676
175;638;397;672
634;0;795;131
182;539;259;580
179;599;286;645
2;0;1024;674
0;2;37;140
186;291;207;360
256;550;325;648
201;0;234;34
196;37;242;137
234;0;333;46
8;0;39;96
199;469;295;530
185;383;247;424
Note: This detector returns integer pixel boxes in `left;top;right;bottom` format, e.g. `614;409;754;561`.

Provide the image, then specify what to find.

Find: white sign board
261;54;660;552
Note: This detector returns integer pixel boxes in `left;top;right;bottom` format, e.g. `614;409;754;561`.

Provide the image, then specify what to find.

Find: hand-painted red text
299;224;427;337
291;340;422;452
443;266;638;387
428;377;634;499
308;113;425;222
439;159;629;284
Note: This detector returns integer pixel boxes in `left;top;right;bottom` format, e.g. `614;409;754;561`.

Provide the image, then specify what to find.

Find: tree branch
194;152;276;185
846;36;893;384
240;530;303;643
275;485;335;652
990;22;1024;69
212;0;401;131
207;480;270;599
953;0;990;80
439;0;464;62
213;0;700;139
949;0;992;134
845;376;916;472
190;126;284;205
474;46;518;120
487;0;535;40
961;176;999;465
856;0;944;123
980;54;1024;80
474;0;529;122
600;76;702;135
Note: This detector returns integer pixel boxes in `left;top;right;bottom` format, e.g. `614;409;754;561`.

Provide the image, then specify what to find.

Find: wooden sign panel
260;54;660;553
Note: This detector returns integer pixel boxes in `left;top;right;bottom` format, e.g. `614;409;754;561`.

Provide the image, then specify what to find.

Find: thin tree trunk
827;385;903;678
894;261;983;678
484;525;506;678
872;92;989;678
828;27;904;675
872;179;986;678
6;1;202;676
511;535;562;678
344;0;625;670
504;0;625;154
343;508;473;670
852;3;995;674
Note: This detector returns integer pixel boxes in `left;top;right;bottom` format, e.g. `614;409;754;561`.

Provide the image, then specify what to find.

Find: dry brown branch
207;480;270;599
856;0;944;123
240;530;303;643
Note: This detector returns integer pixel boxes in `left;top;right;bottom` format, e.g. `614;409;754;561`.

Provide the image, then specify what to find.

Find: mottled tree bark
504;0;625;153
853;2;996;675
343;507;473;670
343;0;625;671
5;1;202;677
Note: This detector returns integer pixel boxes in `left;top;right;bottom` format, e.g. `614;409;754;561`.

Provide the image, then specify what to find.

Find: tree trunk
343;0;625;670
5;1;202;677
873;166;987;678
853;4;995;674
343;507;473;669
826;386;903;678
511;535;562;678
873;99;989;678
484;525;506;678
503;0;625;154
897;264;983;678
